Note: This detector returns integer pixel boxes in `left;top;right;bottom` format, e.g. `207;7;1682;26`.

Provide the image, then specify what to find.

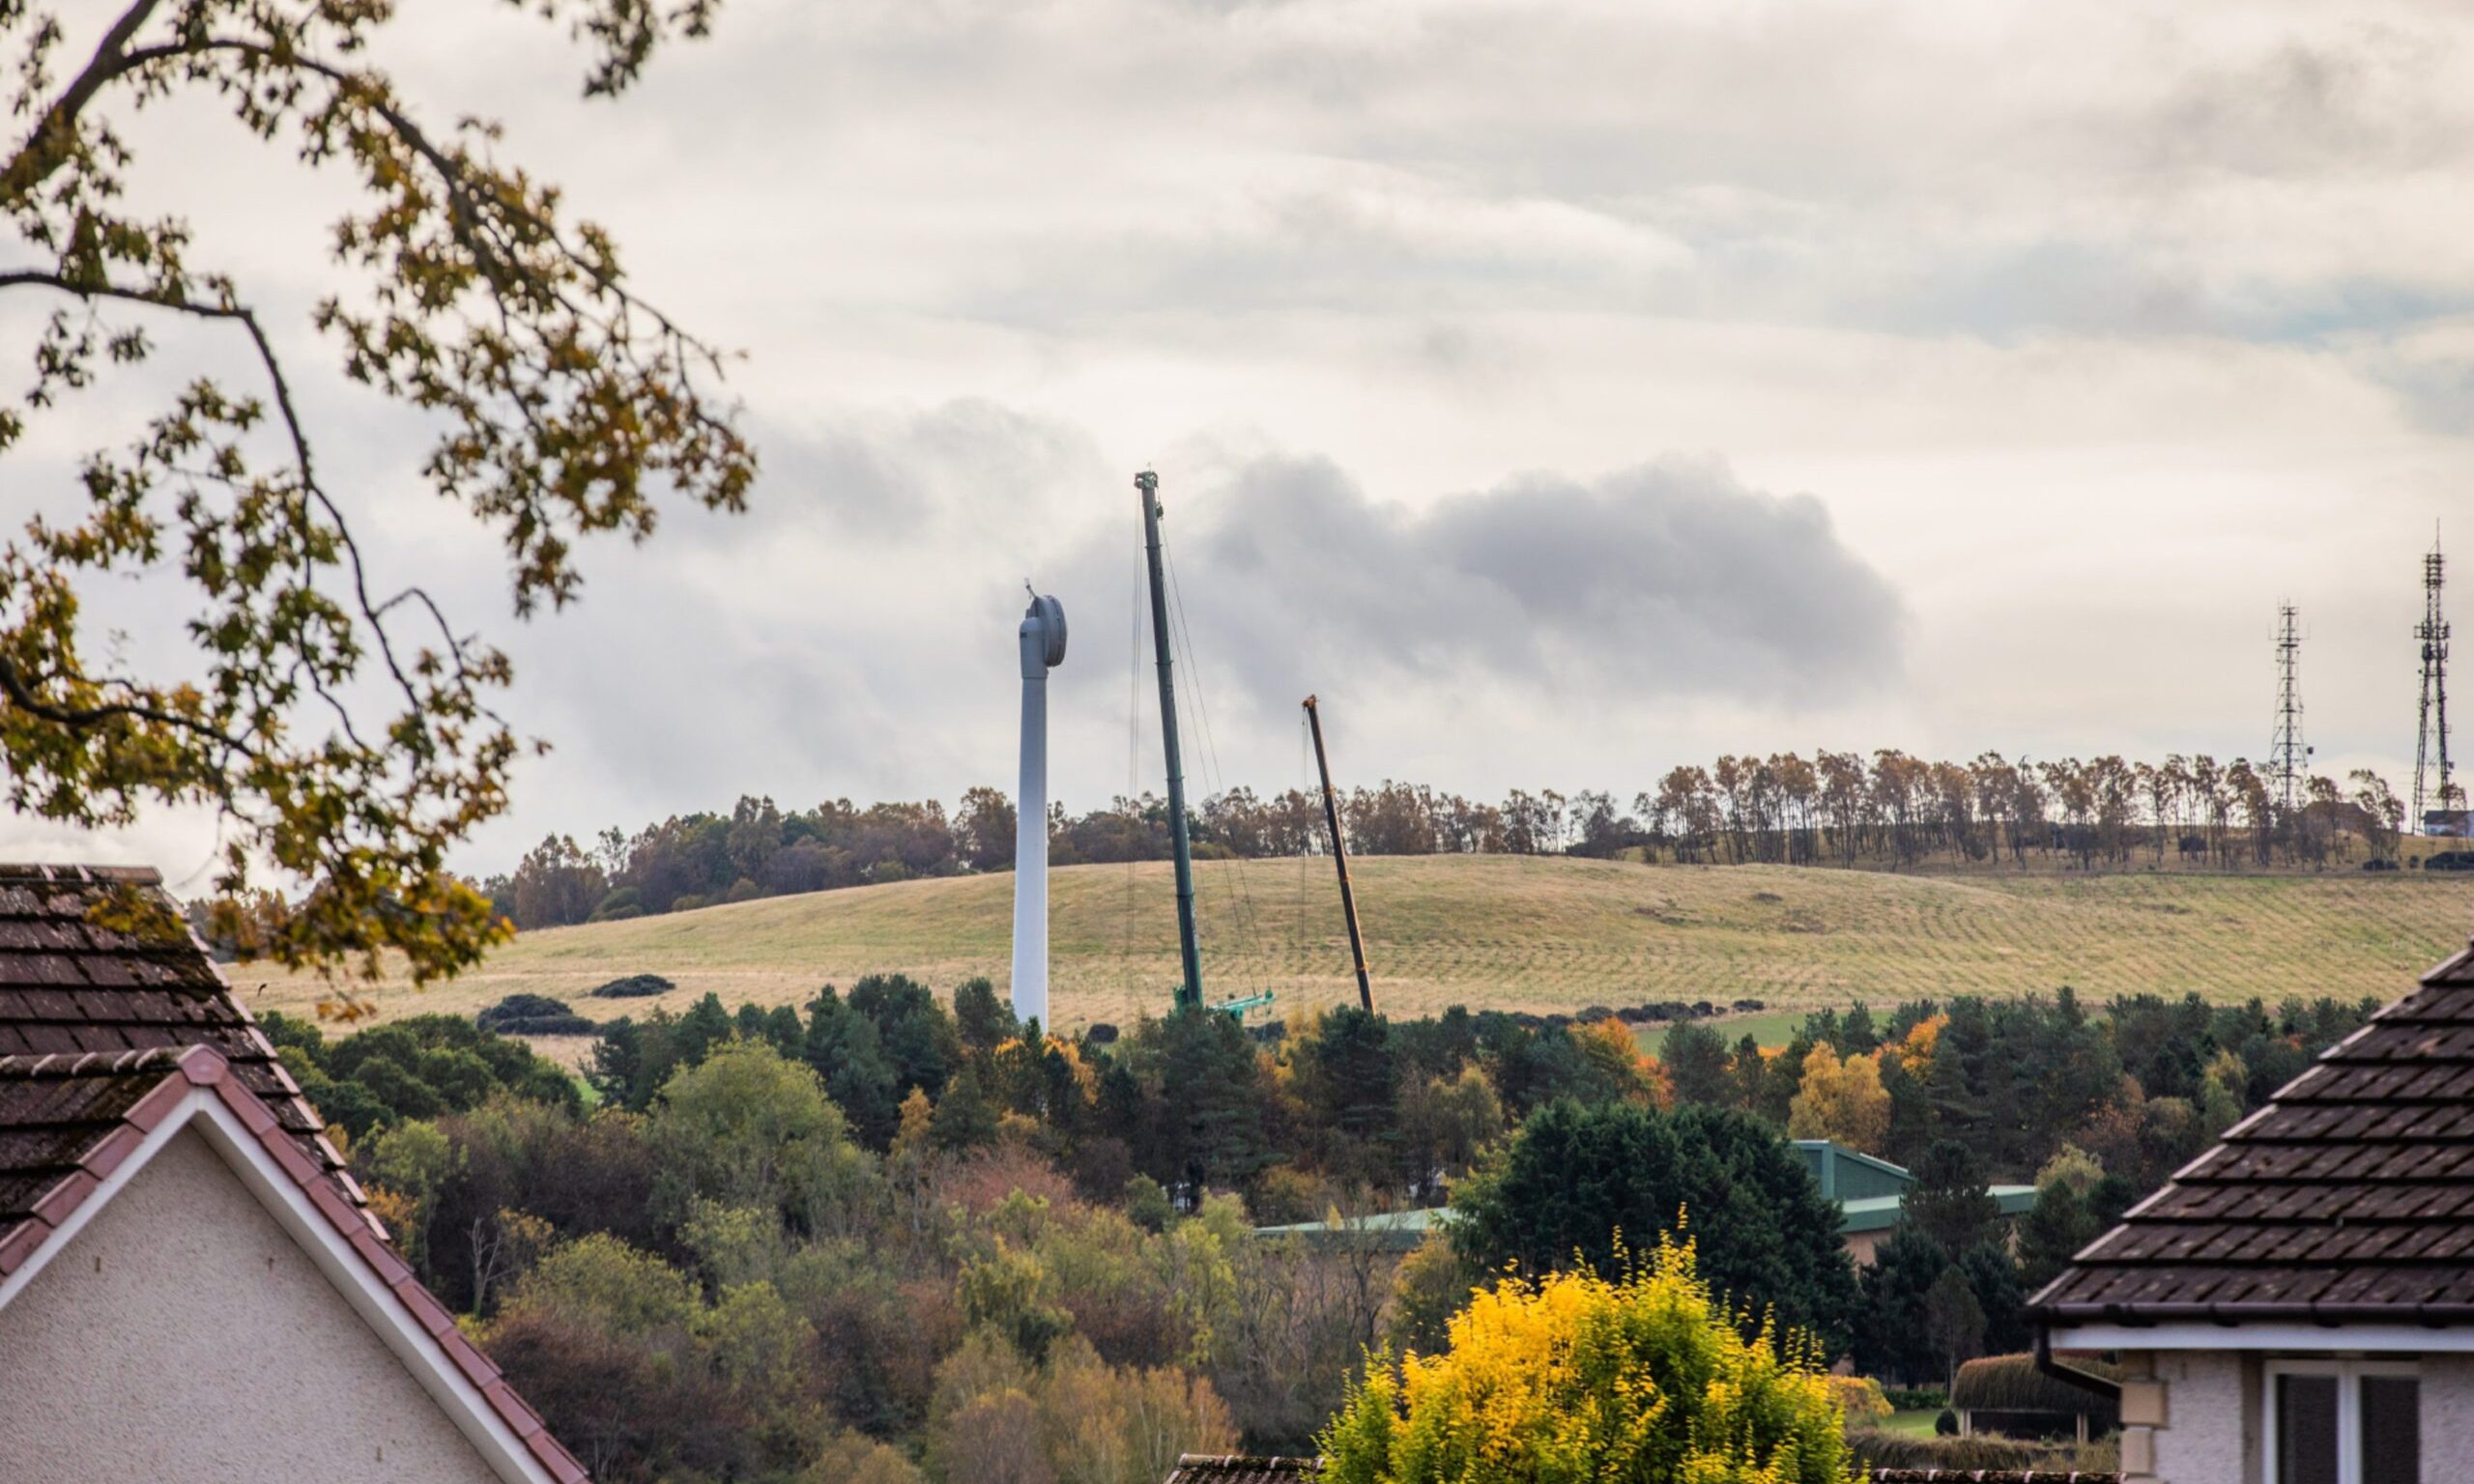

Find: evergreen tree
1394;1005;1479;1082
1877;1048;1936;1167
1854;1225;1951;1384
1728;1034;1768;1112
1957;1241;2028;1355
1150;1008;1279;1192
761;1004;805;1057
954;977;1015;1055
1922;1265;1987;1390
1905;1139;2000;1254
849;974;962;1099
2016;1181;2099;1293
1298;1007;1400;1145
802;988;904;1149
1451;1099;1858;1353
676;993;736;1068
1756;1036;1813;1127
1660;1021;1733;1107
931;1062;1001;1153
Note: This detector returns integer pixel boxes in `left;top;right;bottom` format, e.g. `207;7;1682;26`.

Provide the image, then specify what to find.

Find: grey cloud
1051;452;1904;719
733;400;1109;546
2142;33;2441;181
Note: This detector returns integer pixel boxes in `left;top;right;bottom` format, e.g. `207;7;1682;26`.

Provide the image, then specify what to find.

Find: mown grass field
245;856;2474;1039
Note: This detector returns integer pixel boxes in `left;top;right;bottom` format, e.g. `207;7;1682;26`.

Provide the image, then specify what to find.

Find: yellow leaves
1892;1015;1943;1075
1324;1235;1857;1484
1785;1043;1890;1156
1822;1376;1890;1427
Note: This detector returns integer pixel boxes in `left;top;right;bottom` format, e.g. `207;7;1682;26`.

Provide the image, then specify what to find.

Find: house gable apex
0;1047;582;1484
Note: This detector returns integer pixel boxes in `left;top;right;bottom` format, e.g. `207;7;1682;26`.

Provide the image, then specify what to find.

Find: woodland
484;750;2442;931
263;969;2379;1482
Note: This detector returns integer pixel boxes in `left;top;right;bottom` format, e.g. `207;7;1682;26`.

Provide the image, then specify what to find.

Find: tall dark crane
1137;471;1204;1012
1302;695;1374;1013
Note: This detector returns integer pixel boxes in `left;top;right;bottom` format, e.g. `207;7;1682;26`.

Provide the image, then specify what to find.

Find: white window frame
2262;1358;2421;1484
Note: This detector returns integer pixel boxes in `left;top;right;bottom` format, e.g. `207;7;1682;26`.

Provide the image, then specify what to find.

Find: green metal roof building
1251;1141;2036;1265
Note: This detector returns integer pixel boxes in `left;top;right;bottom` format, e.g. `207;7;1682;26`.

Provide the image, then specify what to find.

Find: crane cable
1119;541;1142;1017
1160;530;1271;1007
1297;707;1315;995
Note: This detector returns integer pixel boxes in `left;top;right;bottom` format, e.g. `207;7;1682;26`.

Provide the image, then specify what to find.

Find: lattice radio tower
2272;603;2308;815
2415;530;2454;829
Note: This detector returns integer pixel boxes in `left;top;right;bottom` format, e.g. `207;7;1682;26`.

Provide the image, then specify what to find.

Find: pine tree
1905;1139;2001;1253
2017;1182;2099;1292
802;989;903;1149
1659;1021;1733;1106
931;1063;1001;1153
1856;1225;1952;1384
953;978;1015;1055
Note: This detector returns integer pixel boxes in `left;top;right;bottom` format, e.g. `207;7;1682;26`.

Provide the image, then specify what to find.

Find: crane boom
1137;471;1204;1012
1303;695;1374;1013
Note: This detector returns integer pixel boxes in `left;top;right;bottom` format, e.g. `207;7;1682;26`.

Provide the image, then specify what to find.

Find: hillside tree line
488;750;2439;929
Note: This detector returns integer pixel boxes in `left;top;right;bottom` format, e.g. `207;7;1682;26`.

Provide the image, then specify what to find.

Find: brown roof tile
1162;1457;1324;1484
0;864;594;1482
2032;938;2474;1327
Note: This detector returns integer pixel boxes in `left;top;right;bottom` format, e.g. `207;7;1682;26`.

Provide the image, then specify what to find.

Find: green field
245;855;2474;1038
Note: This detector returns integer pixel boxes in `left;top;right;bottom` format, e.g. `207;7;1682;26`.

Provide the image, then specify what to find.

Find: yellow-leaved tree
1320;1234;1857;1484
1786;1042;1890;1155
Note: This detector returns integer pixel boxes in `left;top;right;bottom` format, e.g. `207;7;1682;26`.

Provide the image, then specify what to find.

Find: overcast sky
10;0;2473;880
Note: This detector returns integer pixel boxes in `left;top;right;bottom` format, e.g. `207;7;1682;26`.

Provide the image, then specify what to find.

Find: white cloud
9;0;2474;873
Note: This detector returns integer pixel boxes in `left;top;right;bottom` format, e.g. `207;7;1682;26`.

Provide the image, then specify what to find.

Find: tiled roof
1162;1457;1323;1484
1156;1457;2115;1484
0;863;350;1198
0;864;589;1483
1868;1473;2117;1483
2031;939;2474;1325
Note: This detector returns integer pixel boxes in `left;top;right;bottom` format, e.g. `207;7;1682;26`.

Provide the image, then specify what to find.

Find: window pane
2277;1374;2339;1484
2361;1376;2419;1484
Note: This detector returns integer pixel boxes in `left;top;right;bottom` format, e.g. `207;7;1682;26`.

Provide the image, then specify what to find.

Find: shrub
1320;1235;1854;1484
1952;1352;2121;1422
477;993;598;1037
588;887;645;922
590;974;677;1000
265;1011;578;1139
1827;1375;1893;1427
1848;1429;2050;1471
1934;1408;1959;1436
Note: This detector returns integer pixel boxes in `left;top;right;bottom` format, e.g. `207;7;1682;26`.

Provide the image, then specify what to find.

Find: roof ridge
2418;937;2474;986
0;864;164;887
0;1046;204;1079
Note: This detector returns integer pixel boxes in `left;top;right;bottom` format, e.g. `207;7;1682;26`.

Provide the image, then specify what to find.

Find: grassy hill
246;856;2474;1038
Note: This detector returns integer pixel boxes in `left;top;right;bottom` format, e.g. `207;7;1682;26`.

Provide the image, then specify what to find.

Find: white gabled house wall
0;1070;566;1484
2046;1338;2474;1484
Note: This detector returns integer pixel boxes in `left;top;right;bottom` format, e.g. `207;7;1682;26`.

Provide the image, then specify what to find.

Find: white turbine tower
1012;588;1067;1031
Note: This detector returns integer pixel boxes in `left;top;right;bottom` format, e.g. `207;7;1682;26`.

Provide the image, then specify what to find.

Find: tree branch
0;267;446;728
0;0;167;203
0;653;264;761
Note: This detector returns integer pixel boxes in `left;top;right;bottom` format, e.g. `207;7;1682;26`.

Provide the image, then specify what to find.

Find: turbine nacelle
1021;589;1067;676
